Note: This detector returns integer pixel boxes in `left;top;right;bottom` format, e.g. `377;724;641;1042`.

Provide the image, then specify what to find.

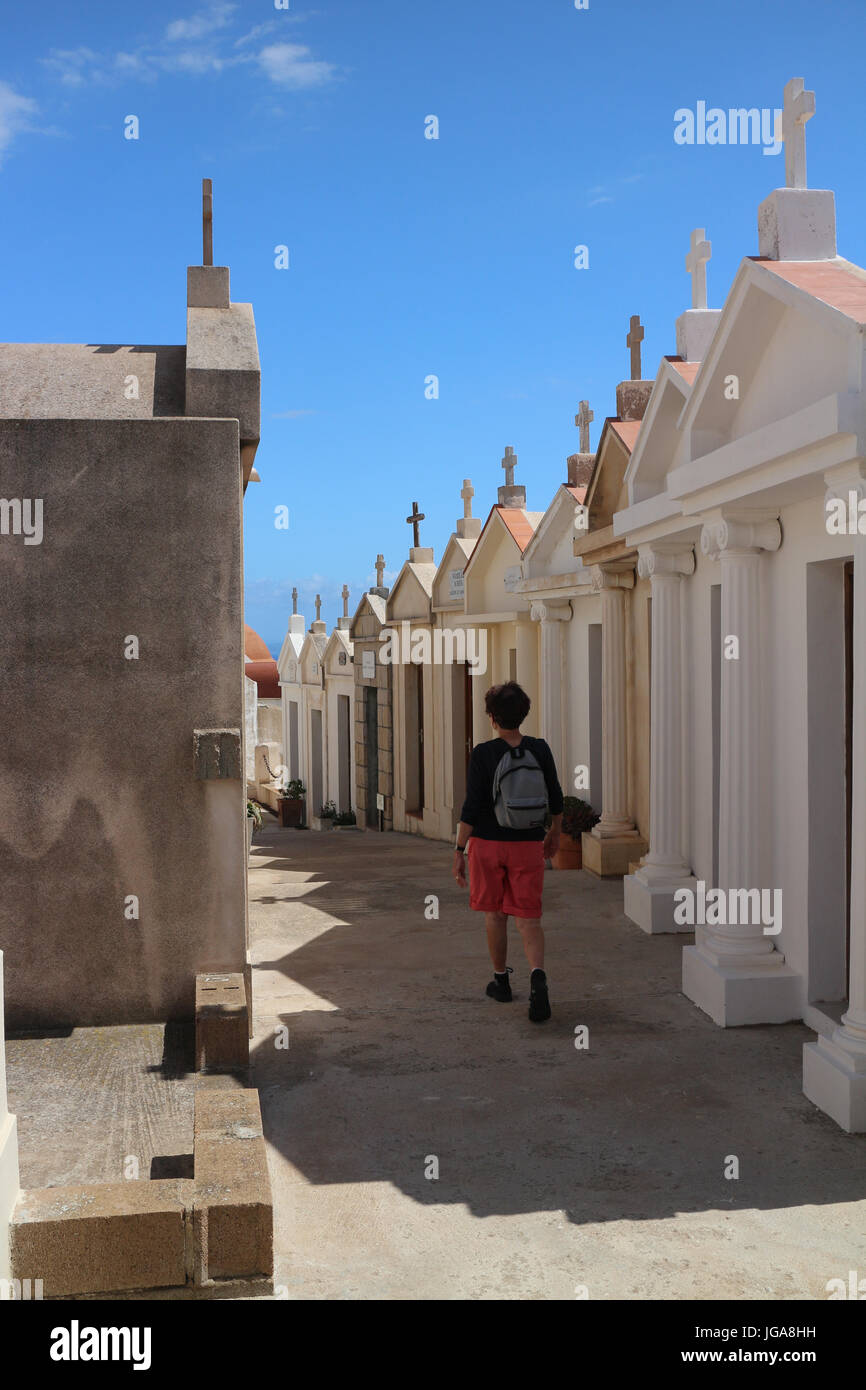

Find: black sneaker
486;966;513;1002
528;968;551;1022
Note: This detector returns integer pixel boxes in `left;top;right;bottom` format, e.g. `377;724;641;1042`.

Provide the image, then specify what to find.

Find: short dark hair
485;681;530;730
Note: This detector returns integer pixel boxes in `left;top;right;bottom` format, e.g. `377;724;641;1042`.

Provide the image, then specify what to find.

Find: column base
803;1033;866;1133
582;830;647;878
624;872;698;935
682;944;802;1027
0;1111;20;1280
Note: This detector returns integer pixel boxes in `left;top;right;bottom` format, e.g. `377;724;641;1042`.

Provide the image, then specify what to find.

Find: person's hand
453;850;467;887
542;829;560;860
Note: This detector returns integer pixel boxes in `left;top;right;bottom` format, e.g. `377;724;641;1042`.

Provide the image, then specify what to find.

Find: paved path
248;824;866;1301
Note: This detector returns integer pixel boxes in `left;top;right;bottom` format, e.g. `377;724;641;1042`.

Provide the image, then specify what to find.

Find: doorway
365;685;379;828
337;693;351;814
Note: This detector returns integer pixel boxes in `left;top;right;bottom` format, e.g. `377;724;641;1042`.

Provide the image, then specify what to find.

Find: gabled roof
324;625;353;671
755;257;866;324
522;483;588;574
349;589;388;638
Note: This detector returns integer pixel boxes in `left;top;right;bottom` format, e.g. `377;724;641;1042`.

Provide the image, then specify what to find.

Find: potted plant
553;796;600;870
332;808;357;828
278;778;306;828
246;800;263;858
318;799;337;828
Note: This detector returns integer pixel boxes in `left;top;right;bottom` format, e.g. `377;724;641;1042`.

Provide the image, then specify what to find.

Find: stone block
11;1180;191;1297
194;728;242;780
195;973;249;1073
187;265;231;309
186;302;261;448
193;1089;273;1282
674;309;721;364
757;188;836;261
379;728;392;752
581;831;647;878
623;872;698;934
567;453;594;487
615;380;653;421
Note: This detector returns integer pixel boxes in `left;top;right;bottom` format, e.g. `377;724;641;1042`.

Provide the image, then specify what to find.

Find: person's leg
514;917;544;970
485;911;508;972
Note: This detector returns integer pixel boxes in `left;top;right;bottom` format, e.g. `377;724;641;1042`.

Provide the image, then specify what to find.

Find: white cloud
165;4;236;42
258;43;336;89
0;81;38;165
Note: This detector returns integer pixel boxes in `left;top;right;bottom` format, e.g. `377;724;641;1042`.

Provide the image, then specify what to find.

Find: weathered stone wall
0;416;246;1028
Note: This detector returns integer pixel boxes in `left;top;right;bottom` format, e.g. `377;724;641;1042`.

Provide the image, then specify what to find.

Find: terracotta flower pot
278;797;304;828
553;831;583;870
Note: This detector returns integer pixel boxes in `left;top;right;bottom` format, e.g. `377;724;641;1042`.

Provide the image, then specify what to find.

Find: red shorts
467;837;545;919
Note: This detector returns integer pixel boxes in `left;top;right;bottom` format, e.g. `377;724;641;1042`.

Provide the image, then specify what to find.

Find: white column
471;627;489;746
682;515;800;1025
530;600;572;773
0;950;21;1282
590;565;638;837
624;544;697;933
805;469;866;1128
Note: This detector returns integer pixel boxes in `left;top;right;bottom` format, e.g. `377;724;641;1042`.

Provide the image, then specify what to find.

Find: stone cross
291;586;298;615
685;228;711;310
202;178;213;266
406;501;425;547
501;446;517;487
627;315;644;380
575;399;594;454
341;583;350;617
460;478;475;519
782;77;815;190
375;554;386;587
315;594;322;621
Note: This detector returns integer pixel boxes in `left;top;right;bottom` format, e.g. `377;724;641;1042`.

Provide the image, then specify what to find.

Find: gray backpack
492;742;549;829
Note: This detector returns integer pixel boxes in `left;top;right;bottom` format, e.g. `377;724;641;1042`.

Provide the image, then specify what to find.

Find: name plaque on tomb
449;570;465;600
362;649;375;680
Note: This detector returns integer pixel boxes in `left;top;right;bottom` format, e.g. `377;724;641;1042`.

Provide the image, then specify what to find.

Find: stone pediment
386;560;436;623
625;358;695;506
681;257;865;467
432;533;475;610
522;485;587;580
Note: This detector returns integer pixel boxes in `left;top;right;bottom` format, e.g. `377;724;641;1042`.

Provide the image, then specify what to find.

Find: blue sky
2;0;864;654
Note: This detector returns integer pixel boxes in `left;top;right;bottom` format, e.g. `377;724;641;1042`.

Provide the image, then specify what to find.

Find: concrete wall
0;417;246;1028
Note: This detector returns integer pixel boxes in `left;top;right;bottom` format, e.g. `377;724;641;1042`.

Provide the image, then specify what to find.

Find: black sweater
459;736;564;841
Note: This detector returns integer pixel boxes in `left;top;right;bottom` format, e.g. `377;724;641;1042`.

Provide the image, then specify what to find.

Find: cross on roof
501;446;517;487
782;77;815;190
627;315;644;380
291;586;298;615
314;594;322;622
406;500;425;547
685;228;711;310
202;178;213;267
341;583;350;617
460;478;475;519
575;399;594;454
375;554;386;587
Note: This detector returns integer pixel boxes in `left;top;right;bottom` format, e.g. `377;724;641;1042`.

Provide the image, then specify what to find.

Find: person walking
453;681;563;1022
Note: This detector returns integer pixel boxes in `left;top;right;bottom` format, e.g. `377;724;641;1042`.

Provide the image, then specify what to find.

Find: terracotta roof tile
755;258;866;323
496;507;538;553
667;358;700;383
610;420;640;452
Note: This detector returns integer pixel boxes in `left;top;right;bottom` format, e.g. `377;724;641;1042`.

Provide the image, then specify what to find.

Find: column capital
590;563;635;594
530;599;572;623
824;459;866;508
700;514;781;561
636;544;695;580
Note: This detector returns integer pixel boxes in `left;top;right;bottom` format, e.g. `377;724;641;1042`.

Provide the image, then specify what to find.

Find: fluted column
530;600;572;773
590;565;638;837
700;516;783;964
804;466;866;1128
637;545;694;877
